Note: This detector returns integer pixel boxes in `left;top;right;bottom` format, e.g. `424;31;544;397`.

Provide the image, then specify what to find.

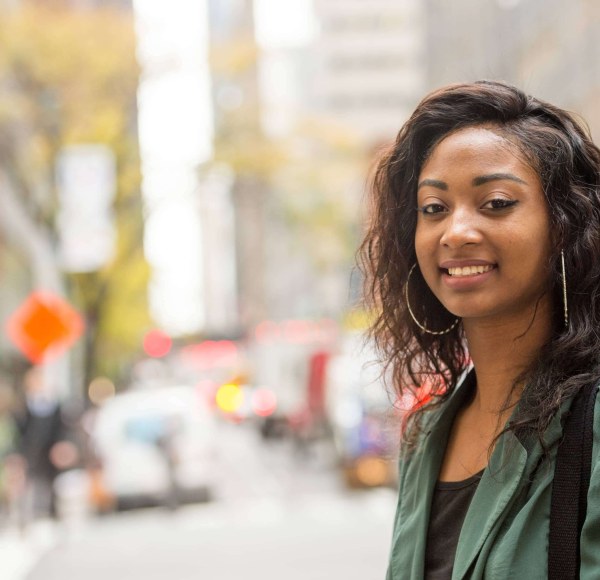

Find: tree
0;2;151;393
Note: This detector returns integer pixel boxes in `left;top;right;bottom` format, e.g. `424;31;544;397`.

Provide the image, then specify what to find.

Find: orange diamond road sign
5;291;84;363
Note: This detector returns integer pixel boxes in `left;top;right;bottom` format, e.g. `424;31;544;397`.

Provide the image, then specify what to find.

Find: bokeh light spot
215;383;244;413
252;388;277;417
88;376;116;406
355;457;388;487
143;329;172;358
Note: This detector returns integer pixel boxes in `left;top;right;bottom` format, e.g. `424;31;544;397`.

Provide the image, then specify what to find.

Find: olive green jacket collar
389;371;570;580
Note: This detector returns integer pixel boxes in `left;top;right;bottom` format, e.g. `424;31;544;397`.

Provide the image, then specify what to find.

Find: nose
439;208;482;248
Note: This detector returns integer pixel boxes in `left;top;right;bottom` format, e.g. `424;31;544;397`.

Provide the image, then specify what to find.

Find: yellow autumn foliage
0;2;151;384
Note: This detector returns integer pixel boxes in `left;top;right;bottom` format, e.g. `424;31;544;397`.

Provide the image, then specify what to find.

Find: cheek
515;216;552;263
528;241;553;284
415;226;436;271
504;223;552;288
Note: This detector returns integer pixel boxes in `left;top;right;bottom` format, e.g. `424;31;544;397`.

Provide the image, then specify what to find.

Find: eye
481;198;519;211
418;203;447;216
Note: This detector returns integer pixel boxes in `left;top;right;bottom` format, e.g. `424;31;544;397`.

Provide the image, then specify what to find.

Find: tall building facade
424;0;600;134
207;0;269;332
312;0;426;145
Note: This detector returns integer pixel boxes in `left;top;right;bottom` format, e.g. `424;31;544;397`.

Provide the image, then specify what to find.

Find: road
24;422;398;580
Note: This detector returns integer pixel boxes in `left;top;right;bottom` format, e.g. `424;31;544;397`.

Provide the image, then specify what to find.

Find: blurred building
251;0;427;322
197;165;239;335
134;0;213;336
206;0;269;332
312;0;426;145
254;0;317;138
424;0;600;135
212;0;428;324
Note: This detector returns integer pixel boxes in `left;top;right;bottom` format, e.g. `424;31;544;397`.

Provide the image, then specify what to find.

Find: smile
446;264;496;277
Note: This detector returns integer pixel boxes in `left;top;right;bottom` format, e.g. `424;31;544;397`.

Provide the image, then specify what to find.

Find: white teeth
447;265;494;277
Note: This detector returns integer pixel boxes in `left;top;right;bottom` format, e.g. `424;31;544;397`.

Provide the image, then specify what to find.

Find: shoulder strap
548;384;598;580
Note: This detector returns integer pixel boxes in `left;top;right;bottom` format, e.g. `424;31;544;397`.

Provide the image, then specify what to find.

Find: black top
424;470;484;580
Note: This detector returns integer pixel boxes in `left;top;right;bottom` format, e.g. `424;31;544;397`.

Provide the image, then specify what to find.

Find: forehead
420;126;538;181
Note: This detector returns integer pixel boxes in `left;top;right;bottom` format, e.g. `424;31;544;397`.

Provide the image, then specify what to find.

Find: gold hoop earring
561;249;568;328
405;264;460;336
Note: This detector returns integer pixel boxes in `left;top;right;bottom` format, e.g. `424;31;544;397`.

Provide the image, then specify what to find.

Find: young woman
360;81;600;579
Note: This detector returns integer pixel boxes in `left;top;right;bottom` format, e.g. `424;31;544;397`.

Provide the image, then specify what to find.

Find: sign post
5;291;84;364
56;145;117;273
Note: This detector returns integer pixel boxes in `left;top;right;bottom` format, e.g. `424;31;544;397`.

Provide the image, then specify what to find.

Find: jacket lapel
390;372;476;579
451;431;528;579
452;392;572;579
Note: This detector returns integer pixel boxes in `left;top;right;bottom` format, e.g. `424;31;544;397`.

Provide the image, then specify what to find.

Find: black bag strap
548;384;598;579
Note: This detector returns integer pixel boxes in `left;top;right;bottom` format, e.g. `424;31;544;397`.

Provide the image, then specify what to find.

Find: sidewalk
0;520;58;580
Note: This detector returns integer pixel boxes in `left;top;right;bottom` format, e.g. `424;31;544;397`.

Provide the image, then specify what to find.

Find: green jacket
386;373;600;579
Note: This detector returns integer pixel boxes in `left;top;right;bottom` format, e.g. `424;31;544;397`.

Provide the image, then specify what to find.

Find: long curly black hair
359;80;600;445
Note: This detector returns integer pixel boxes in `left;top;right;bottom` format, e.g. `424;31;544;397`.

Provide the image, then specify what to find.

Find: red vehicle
248;319;338;439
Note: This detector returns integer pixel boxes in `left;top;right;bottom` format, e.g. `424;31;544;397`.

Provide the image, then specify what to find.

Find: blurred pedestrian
155;414;181;511
13;366;68;524
360;81;600;578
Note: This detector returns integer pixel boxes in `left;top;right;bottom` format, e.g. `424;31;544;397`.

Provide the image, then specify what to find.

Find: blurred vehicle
247;319;338;439
213;380;279;426
90;385;217;511
285;350;333;456
325;333;401;488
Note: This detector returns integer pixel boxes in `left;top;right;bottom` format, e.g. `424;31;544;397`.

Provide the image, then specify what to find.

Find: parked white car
91;384;218;510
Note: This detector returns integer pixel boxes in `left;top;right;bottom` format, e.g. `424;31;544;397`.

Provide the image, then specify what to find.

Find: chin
439;301;492;321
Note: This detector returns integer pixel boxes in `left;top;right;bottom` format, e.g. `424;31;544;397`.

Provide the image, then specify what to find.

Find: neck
462;298;553;416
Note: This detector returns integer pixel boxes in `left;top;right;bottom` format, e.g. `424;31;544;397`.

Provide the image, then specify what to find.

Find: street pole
0;172;72;399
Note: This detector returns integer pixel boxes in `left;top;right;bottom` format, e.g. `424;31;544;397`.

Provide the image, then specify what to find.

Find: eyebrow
417;173;528;190
417;179;447;191
472;173;528;186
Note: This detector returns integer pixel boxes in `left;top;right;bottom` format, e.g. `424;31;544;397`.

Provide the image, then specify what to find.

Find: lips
438;260;498;288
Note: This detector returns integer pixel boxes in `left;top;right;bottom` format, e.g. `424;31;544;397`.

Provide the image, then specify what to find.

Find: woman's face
415;126;553;327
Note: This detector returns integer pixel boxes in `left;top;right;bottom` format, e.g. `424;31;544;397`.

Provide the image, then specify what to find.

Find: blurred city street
23;422;396;580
